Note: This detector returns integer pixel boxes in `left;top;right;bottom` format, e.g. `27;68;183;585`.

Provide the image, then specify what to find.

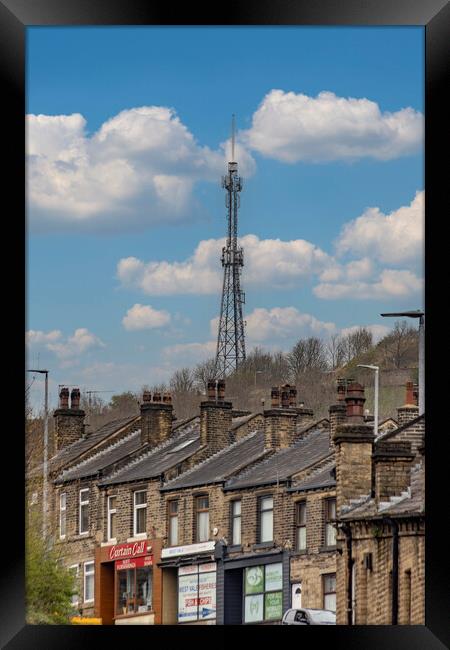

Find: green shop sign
245;566;264;594
265;591;283;620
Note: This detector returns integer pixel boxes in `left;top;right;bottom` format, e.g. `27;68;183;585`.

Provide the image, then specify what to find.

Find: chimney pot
281;384;290;408
142;390;152;403
289;386;297;407
162;392;172;404
153;391;161;403
59;387;69;409
217;379;226;402
271;387;280;408
345;382;366;420
207;380;217;401
70;388;80;410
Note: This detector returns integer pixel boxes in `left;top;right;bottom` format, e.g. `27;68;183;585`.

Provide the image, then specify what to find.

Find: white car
281;608;336;625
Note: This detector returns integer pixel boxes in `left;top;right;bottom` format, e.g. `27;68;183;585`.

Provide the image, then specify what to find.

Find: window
324;498;336;547
116;565;153;616
107;496;117;541
178;563;216;623
69;564;79;607
196;496;209;542
59;493;67;539
168;500;179;546
323;573;336;612
244;563;283;623
231;500;241;546
83;561;95;603
295;501;306;551
79;488;89;535
258;496;273;543
133;491;147;536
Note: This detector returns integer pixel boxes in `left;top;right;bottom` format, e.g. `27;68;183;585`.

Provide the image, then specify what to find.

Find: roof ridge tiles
162;429;260;490
58;428;141;479
101;423;200;482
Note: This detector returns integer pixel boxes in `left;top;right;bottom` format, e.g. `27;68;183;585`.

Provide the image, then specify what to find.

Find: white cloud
335;191;424;265
46;328;105;360
122;304;171;330
26;329;62;345
314;269;423;300
117;234;332;296
162;341;217;363
242;307;336;342
27;106;255;232
244;89;423;162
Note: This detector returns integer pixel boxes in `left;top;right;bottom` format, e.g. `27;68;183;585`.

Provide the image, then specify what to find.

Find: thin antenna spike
231;113;235;161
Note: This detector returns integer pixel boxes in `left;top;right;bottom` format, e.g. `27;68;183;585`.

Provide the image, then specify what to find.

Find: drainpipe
341;523;353;626
385;517;399;624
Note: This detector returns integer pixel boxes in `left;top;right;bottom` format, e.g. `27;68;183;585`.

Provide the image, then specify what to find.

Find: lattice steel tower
214;115;246;378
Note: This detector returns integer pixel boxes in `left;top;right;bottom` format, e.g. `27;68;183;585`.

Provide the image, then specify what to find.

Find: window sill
291;549;308;556
101;539;116;546
114;609;154;620
319;545;337;553
127;534;148;542
228;545;243;553
252;542;274;550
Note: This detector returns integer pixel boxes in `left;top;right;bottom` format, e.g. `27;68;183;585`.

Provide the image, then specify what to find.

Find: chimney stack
140;391;173;446
373;441;414;504
329;381;347;449
333;383;374;513
397;381;419;425
264;382;297;450
200;380;233;455
53;386;85;453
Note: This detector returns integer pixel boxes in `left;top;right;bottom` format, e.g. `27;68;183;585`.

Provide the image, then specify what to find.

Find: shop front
159;541;217;625
95;539;162;625
220;550;290;625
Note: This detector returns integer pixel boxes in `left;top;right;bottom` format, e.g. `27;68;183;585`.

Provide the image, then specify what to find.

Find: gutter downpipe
341;523;353;625
385;517;399;624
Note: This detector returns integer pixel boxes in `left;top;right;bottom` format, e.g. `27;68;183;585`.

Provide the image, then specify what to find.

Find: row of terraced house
26;379;425;625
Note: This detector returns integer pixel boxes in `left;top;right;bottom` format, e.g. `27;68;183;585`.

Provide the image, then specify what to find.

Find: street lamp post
380;310;424;415
27;369;49;539
357;364;379;438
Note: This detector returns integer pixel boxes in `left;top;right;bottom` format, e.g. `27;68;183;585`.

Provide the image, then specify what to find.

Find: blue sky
26;26;424;411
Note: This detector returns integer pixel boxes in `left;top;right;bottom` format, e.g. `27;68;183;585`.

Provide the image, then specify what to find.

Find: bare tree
378;320;418;369
193;358;217;394
326;334;346;370
169;368;195;394
287;337;328;379
340;327;373;363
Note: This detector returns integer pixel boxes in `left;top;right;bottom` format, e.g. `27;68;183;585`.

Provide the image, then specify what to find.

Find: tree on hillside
340;327;373;364
109;391;139;416
326;334;346;370
378;320;418;369
26;512;77;624
287;337;328;379
193;358;217;394
170;368;195;394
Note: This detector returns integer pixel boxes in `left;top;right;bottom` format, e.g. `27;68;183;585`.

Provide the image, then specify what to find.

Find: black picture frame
3;0;448;647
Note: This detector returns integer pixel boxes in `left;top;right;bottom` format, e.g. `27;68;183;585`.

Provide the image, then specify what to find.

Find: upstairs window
107;495;117;541
196;496;209;542
324;498;336;547
133;490;147;536
79;488;89;535
231;500;242;546
168;500;179;546
59;492;67;539
259;496;273;543
295;501;306;551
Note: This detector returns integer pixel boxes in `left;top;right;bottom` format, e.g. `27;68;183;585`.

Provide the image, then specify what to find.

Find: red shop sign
108;541;152;561
115;555;153;571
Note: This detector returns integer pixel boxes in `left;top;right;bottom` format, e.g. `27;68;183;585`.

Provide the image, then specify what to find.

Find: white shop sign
161;541;215;558
177;564;217;622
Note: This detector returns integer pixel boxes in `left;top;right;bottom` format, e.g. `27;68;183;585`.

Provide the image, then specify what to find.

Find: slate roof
287;461;336;493
98;417;201;486
54;429;143;483
340;462;424;520
160;430;267;492
376;413;424;442
224;427;332;491
230;413;261;431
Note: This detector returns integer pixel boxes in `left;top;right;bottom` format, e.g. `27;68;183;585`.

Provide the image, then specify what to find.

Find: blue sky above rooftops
26;26;424;411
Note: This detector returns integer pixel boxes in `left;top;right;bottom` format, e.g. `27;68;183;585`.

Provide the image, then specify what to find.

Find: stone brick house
333;381;425;625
